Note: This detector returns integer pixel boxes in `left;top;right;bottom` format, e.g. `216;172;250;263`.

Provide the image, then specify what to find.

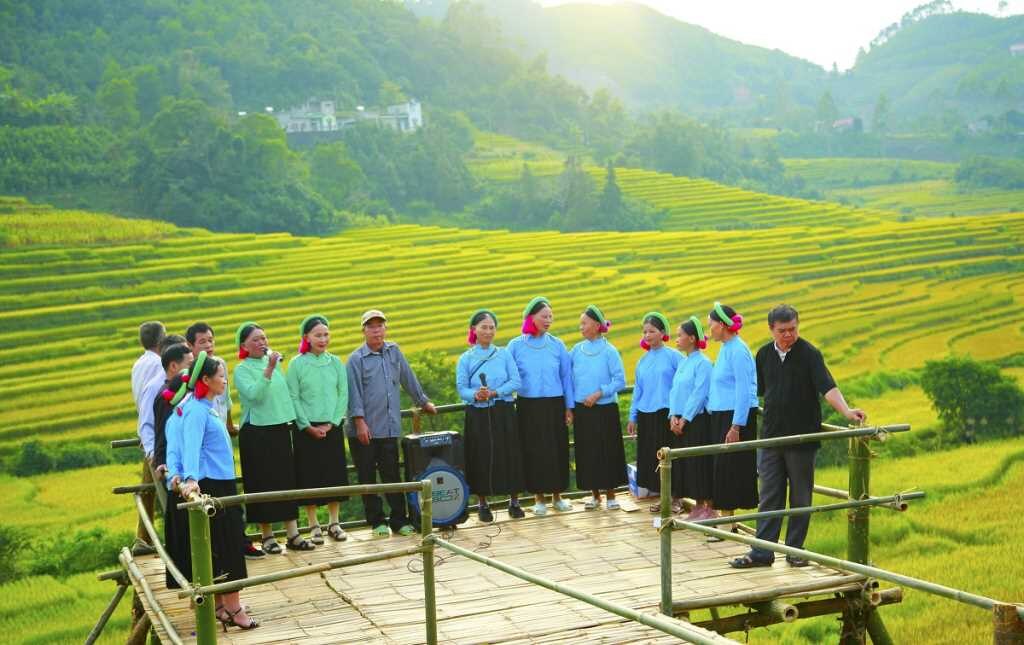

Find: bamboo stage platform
130;494;866;644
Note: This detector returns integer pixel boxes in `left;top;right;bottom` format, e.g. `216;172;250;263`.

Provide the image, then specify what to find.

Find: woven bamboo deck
131;495;863;643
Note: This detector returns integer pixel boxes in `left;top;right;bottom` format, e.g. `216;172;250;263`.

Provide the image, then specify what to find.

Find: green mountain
471;1;1023;130
474;0;827;121
835;11;1024;130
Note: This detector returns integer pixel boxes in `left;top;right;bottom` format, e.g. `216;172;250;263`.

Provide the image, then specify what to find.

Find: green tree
308;142;368;209
96;77;140;131
816;90;839;126
920;356;1024;444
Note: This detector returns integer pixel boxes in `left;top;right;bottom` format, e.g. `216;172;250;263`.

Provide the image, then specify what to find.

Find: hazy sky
538;0;1024;70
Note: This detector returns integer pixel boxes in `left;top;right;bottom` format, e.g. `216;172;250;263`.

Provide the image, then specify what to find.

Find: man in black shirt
730;304;866;568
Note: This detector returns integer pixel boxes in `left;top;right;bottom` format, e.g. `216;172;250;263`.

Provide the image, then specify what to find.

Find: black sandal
327;522;348;542
219;606;259;631
262;537;282;554
729;554;772;569
786;555;810;567
309;524;325;545
287;533;316;551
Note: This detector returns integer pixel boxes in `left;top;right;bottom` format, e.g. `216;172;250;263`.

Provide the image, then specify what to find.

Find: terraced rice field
2;201;1023;456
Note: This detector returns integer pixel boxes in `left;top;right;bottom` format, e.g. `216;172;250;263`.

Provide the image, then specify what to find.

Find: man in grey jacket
347;309;437;537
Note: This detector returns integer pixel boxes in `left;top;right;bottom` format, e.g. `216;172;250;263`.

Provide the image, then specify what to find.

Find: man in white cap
347;309;437;537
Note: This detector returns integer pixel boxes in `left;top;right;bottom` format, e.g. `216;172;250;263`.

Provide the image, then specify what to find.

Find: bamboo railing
98;393;1024;644
658;421;1024;642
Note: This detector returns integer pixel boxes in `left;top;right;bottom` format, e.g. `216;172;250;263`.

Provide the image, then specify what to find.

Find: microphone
479;373;488;388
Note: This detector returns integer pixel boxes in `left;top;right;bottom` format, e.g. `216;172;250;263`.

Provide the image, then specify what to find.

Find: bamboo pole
692;588;903;635
671;574;866;612
429;536;736;644
113;483;155;494
421;478;438;645
658;446;672;616
84;582;128;645
118;548;184;645
177;481;426;511
748;599;799;623
814;484;850;499
97;568;129;583
186;496;217;645
994;602;1024;644
666;425;910;460
177;545;427;598
132;493;193;591
673;520;1024;620
673;492;925;530
845;433;876;644
111;438;141;448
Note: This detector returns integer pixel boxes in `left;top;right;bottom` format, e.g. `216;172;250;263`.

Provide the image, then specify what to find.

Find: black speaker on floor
402;432;469;528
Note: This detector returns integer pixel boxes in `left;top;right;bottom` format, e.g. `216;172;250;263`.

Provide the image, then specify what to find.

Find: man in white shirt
131;321;165;545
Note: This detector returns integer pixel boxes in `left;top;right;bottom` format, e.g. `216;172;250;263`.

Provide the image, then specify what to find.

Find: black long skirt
516;396;570;494
711;409;760;510
163;489;191;589
573;402;627;491
201;478;248;583
680;412;714;501
292;422;349;506
239;422;298;523
635;408;671;493
464;401;525;496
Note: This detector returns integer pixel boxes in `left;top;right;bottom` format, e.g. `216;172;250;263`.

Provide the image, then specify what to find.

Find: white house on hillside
274;98;423;134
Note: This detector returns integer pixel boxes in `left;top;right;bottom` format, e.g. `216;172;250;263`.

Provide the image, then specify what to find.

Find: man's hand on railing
179;479;201;498
422;401;438;415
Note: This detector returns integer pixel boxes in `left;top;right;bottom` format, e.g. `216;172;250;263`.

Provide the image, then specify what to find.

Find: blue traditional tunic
456;344;521;408
180;398;236;482
506;333;575;408
569;337;626;405
669;351;712;421
708;336;759;426
629;345;683;423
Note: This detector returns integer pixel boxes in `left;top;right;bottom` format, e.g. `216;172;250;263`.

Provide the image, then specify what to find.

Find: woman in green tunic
286;314;350;543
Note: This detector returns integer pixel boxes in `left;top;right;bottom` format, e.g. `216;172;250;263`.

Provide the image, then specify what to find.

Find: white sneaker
532;502;548;516
606;499;621;510
553;499;573;512
583;497;601;510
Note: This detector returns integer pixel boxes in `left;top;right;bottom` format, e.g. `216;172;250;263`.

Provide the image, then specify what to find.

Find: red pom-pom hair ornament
238;348;249;359
640;338;651;351
521;316;539;335
662;334;670;342
161;389;174;402
181;374;190;383
730;314;744;332
195;380;209;399
298;338;311;354
600;320;612;333
697;339;708;350
467;327;478;346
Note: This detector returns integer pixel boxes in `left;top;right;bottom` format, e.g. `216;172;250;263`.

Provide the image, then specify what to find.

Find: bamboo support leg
994;602;1024;644
420;479;438;645
84;582;128;645
187;504;217;645
659;447;672;616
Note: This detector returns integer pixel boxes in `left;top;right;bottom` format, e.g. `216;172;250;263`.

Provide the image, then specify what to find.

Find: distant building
1010;43;1024;57
273;98;423;134
831;117;863;133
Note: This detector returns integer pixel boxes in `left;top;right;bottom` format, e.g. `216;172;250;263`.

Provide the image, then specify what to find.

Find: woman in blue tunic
627;312;683;513
507;297;575;517
707;302;760;535
456;309;525;522
570;305;627;510
669;316;714;519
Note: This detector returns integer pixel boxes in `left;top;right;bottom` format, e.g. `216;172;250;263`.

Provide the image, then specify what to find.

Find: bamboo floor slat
130;494;861;643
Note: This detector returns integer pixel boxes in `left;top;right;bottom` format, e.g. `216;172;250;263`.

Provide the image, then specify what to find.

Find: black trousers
751;447;817;562
348;436;408;531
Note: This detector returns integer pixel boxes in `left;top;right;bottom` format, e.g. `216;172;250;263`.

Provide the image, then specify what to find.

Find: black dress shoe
508;504;525;519
478;505;494;523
